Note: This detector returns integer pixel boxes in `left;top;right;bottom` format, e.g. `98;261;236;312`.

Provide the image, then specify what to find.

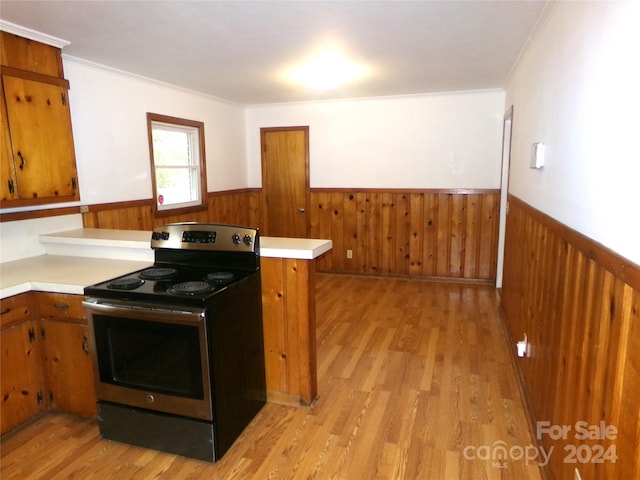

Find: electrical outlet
346;249;353;259
517;333;528;358
574;468;582;480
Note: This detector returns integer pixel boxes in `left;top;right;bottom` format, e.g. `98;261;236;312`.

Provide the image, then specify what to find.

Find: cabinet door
3;75;79;204
40;319;97;418
1;78;17;202
1;320;47;434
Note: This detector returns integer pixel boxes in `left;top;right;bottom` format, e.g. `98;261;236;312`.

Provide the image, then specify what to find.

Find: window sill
154;204;208;218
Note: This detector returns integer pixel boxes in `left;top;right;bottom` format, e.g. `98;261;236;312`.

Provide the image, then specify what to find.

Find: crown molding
0;20;70;49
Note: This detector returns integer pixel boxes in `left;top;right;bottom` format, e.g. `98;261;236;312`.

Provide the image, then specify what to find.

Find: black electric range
84;223;260;307
82;223;266;462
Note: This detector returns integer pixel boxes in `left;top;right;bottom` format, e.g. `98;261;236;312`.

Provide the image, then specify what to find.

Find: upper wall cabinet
0;32;79;207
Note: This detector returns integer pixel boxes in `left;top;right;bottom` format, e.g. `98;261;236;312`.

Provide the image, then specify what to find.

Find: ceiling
0;0;549;105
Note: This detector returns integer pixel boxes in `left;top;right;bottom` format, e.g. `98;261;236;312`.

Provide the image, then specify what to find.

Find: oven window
93;315;204;399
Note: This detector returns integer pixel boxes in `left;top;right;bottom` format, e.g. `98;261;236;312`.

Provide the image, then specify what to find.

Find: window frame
146;113;208;217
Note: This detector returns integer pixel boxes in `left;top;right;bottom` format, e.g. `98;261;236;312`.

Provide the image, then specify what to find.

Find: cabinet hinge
71;177;77;190
8;179;14;194
40;327;46;340
49;391;54;403
37;391;43;405
61;92;67;106
28;328;36;342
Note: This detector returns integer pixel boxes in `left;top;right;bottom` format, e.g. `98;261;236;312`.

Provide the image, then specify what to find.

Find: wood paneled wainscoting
80;189;261;230
501;195;640;480
309;189;500;281
79;188;500;282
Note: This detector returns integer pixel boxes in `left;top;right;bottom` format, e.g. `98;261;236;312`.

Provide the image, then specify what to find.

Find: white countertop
261;236;333;260
41;228;151;249
40;228;332;260
0;255;153;298
1;228;332;299
40;228;154;261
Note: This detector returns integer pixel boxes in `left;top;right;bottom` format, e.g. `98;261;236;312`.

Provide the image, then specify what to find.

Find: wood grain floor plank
1;274;542;479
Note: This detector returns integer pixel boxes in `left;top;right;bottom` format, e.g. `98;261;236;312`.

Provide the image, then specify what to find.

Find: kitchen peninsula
0;228;332;428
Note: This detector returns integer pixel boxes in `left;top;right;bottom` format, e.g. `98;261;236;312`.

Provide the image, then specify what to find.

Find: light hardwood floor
1;274;543;479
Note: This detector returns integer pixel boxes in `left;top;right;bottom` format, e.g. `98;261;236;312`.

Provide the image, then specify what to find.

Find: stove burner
107;277;145;290
139;267;178;280
169;281;212;296
205;272;235;284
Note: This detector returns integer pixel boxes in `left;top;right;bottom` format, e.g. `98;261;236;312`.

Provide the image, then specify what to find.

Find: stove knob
161;231;170;240
232;233;241;244
243;234;253;246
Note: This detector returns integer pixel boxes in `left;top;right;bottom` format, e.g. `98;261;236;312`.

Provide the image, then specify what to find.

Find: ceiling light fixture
287;47;366;91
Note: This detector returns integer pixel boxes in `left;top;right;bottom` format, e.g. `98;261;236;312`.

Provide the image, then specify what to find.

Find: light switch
530;142;546;169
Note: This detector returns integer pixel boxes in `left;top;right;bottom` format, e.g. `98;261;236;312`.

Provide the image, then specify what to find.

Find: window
147;113;207;214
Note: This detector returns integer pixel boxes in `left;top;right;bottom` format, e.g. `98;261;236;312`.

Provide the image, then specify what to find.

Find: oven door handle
82;299;206;326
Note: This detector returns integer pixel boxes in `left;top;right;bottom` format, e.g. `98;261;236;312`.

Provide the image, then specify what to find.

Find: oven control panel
151;223;258;252
182;231;217;244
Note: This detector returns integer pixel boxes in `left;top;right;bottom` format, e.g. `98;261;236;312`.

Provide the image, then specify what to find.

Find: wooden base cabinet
0;292;96;435
34;293;96;418
0;294;46;435
38;318;96;417
261;257;317;406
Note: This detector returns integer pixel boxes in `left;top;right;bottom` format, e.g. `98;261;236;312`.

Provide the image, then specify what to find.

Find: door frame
259;126;310;237
496;106;514;288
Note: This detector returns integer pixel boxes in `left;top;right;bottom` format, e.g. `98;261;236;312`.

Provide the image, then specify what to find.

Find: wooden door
261;127;309;237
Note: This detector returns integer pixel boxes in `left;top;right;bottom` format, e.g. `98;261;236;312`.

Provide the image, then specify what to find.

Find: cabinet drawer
33;292;86;323
0;293;35;329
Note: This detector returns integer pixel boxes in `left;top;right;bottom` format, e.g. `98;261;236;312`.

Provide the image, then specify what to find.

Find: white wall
63;58;248;205
505;1;640;266
1;57;504;262
246;90;505;189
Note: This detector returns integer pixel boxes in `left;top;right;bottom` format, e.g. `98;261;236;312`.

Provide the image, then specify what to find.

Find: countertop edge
39;229;332;260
